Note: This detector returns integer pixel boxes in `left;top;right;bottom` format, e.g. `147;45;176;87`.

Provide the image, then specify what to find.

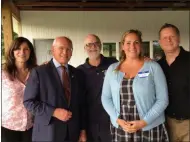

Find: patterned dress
111;77;169;142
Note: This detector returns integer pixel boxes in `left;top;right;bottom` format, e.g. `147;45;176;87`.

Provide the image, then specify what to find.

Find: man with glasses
77;34;118;142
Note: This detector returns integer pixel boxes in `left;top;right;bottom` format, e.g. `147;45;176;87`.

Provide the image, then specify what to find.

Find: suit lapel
68;65;77;106
68;65;75;81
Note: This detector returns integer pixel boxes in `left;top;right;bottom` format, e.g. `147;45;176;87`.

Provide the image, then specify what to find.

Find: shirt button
97;73;99;75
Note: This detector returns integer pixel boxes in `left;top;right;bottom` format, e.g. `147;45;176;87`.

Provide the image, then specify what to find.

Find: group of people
2;23;189;142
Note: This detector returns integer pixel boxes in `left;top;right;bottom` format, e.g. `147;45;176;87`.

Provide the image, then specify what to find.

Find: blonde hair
116;29;143;71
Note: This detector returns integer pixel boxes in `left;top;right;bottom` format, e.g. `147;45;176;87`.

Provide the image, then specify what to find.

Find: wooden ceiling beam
10;0;21;22
15;1;189;8
18;7;190;11
2;0;21;22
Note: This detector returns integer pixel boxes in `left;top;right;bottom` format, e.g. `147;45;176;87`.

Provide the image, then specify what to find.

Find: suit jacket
24;60;86;142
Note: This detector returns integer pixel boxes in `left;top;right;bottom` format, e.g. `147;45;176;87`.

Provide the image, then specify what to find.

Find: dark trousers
87;123;111;142
64;126;70;142
1;127;32;142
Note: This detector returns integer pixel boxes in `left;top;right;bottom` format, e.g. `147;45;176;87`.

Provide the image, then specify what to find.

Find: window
153;40;164;61
102;43;116;58
119;41;150;59
33;39;53;64
142;41;150;57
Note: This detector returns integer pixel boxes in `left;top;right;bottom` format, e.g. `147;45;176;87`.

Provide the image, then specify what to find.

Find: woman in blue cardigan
101;29;169;142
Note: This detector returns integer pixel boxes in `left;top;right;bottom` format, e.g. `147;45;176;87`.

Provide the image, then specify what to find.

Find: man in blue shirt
24;37;86;142
77;34;118;142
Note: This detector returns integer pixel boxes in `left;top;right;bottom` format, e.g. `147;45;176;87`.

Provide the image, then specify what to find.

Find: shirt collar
177;46;186;59
162;46;186;61
53;58;68;69
84;54;105;68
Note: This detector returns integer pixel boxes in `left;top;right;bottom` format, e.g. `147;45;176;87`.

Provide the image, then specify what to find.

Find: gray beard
88;53;100;60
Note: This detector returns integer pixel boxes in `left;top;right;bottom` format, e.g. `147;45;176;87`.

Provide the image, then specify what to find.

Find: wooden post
2;1;13;54
2;0;21;53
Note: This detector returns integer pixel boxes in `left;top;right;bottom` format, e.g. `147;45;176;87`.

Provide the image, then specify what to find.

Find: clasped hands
117;118;147;133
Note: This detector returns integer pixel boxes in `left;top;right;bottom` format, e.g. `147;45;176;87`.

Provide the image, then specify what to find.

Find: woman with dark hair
2;37;37;142
101;30;169;142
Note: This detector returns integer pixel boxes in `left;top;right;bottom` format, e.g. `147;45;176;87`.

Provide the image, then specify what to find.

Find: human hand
126;120;147;133
41;61;49;65
116;118;131;132
53;108;72;121
78;130;87;142
144;56;152;62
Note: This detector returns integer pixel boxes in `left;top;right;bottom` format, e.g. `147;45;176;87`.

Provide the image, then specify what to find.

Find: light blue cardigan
101;61;168;131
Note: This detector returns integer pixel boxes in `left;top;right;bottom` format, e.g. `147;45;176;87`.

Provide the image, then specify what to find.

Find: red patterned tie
62;66;71;104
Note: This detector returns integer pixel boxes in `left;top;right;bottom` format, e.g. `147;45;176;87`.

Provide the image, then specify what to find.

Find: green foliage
1;25;18;56
1;25;18;63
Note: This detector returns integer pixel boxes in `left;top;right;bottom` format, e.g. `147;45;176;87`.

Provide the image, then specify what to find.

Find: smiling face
51;37;73;65
122;33;142;59
13;42;31;63
84;34;101;60
159;27;180;54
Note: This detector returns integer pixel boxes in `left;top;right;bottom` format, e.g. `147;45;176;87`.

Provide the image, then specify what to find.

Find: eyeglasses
85;42;101;48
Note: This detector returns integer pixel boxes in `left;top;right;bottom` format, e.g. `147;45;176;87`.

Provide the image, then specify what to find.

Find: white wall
21;11;189;67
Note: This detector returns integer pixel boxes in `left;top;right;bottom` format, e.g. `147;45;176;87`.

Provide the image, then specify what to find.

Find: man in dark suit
77;34;118;142
24;36;86;142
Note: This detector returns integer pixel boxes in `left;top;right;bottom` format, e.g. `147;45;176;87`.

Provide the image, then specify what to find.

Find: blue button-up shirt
53;58;69;84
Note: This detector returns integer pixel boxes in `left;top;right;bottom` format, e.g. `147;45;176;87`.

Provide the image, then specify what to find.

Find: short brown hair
159;23;180;39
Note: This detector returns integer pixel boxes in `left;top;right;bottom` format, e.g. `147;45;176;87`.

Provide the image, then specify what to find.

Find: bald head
51;36;73;65
84;34;101;45
52;36;73;48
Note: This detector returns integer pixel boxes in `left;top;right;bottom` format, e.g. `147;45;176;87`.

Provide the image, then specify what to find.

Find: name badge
138;71;150;78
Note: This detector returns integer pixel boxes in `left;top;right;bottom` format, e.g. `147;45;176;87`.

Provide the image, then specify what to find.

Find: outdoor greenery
2;25;18;63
